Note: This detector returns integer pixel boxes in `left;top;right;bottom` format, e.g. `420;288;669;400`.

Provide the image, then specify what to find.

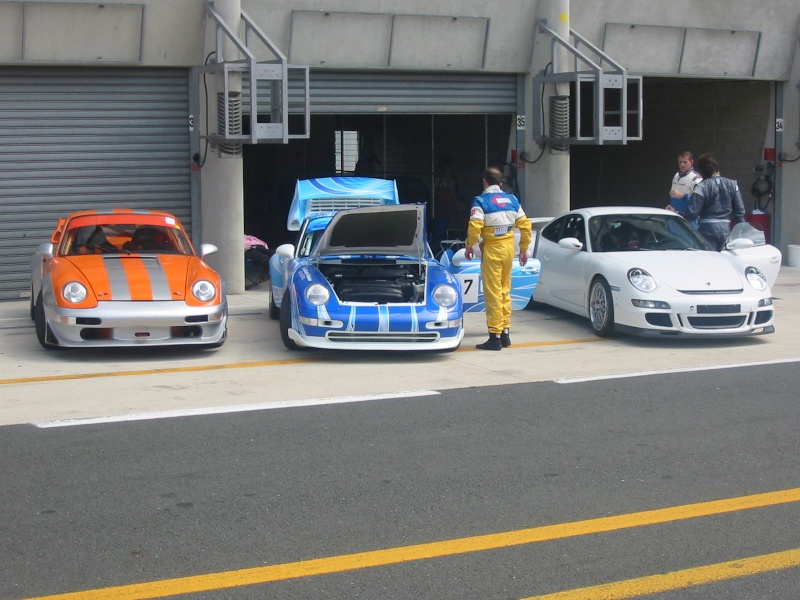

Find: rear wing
286;177;400;231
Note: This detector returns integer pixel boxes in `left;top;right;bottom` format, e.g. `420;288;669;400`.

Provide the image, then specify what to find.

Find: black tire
34;293;58;349
279;290;300;350
29;286;35;321
268;289;280;320
588;277;615;337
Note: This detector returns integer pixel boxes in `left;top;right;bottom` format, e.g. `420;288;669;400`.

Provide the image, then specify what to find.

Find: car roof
286;177;400;231
569;206;676;218
63;210;184;230
64;208;178;220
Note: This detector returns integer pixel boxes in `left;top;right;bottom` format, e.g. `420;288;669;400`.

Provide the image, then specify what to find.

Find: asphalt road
2;368;800;600
1;271;800;599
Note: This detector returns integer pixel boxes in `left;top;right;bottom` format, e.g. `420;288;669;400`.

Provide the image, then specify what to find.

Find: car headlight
305;283;330;306
192;280;217;302
627;268;657;293
745;266;768;291
62;281;87;304
432;284;458;307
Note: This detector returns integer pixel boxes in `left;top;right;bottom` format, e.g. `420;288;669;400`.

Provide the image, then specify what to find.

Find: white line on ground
555;357;800;384
34;390;440;428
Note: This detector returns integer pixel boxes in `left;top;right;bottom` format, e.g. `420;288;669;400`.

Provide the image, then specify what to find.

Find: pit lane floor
1;268;799;426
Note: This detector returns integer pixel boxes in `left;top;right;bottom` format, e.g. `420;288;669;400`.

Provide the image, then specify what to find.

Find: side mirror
451;248;467;267
276;243;295;259
200;243;218;257
36;242;54;259
558;237;584;250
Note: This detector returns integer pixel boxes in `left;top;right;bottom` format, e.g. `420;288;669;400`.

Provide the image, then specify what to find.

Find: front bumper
616;294;774;337
288;304;464;351
43;299;228;347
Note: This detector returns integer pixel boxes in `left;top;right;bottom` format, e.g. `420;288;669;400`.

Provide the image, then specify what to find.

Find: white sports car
532;207;781;337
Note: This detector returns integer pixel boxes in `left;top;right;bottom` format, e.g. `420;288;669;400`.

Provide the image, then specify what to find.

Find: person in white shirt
669;151;702;228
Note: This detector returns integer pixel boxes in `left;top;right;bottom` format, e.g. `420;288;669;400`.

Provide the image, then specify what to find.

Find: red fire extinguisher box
746;212;771;244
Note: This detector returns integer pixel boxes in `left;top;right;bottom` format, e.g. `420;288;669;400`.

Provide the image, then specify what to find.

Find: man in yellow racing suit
464;167;532;350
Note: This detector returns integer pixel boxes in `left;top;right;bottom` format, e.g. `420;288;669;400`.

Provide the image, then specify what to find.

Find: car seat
125;226;166;251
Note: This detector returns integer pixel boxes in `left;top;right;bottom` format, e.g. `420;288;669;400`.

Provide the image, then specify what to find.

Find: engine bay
317;259;426;304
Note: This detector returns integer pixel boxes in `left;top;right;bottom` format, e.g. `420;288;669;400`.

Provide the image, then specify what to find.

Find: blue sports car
269;177;464;351
439;242;541;312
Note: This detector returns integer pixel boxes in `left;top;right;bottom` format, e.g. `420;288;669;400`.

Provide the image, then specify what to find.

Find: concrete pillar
524;0;571;219
776;34;800;260
200;0;245;294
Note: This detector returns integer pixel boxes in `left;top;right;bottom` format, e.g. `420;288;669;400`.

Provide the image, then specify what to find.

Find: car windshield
297;216;333;257
63;223;193;256
589;214;713;252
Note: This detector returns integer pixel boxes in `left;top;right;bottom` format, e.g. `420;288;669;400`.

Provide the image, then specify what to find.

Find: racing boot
500;329;511;348
476;333;502;351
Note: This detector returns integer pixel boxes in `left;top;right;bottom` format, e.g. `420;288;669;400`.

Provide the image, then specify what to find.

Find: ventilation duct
549;95;570;154
217;91;243;157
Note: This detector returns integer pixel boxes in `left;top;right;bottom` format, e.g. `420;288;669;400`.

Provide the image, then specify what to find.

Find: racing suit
679;175;745;251
670;168;702;228
465;185;532;334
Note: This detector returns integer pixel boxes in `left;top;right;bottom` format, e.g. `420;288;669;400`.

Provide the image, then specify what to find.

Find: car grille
686;315;747;329
326;331;440;343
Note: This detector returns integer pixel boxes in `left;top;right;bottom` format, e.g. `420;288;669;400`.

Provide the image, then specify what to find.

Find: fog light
631;299;670;309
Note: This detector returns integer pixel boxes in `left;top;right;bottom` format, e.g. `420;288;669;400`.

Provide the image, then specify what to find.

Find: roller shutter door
0;68;191;301
307;70;517;113
249;69;518;115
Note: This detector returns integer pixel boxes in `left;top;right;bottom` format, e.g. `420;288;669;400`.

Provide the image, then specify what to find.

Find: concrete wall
777;39;800;255
1;0;798;261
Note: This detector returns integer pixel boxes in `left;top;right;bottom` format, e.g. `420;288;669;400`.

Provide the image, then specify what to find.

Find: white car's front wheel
589;278;615;337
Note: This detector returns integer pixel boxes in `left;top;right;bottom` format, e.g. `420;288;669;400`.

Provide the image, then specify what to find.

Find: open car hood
286;177;400;231
312;204;427;258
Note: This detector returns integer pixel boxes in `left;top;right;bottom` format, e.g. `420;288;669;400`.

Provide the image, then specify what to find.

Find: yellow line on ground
23;487;800;600
0;338;602;386
522;547;800;600
0;358;329;386
460;337;604;352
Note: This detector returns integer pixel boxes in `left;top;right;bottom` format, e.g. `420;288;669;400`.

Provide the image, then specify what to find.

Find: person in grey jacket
667;153;745;251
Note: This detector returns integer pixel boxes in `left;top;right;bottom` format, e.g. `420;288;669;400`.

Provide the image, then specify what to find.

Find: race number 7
457;274;480;304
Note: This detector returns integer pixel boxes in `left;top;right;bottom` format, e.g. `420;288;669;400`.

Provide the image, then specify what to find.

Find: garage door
248;69;519;115
0;68;191;301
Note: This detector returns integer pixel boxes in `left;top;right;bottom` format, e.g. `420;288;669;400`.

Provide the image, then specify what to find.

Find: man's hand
519;250;528;266
464;246;474;260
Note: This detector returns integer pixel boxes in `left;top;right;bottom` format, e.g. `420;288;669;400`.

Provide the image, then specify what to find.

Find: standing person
464;166;532;350
669;151;702;228
668;153;745;251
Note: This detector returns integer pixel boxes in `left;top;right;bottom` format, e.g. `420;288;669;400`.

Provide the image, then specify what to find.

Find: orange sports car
30;209;228;349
